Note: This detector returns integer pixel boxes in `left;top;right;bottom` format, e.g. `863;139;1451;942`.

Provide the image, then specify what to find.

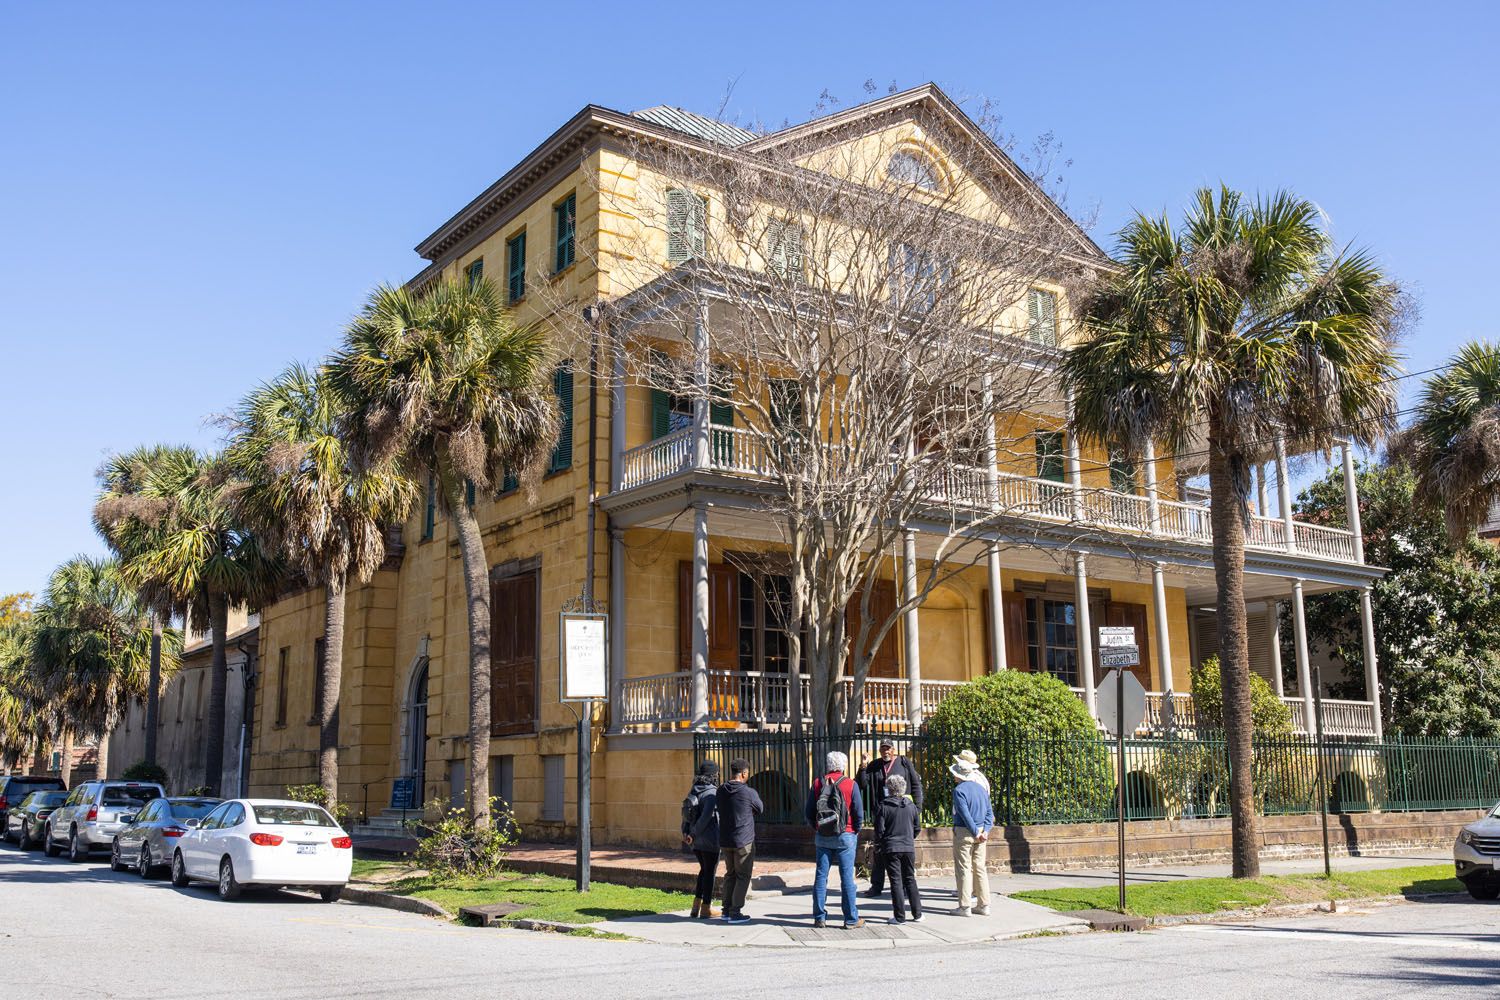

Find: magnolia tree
544;94;1100;735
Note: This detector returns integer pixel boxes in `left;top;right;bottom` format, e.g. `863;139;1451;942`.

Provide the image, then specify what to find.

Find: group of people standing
680;738;996;926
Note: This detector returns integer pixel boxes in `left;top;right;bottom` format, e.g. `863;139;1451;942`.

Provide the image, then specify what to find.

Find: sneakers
955;906;971;917
813;918;826;929
973;905;990;916
844;918;866;929
724;913;751;925
910;913;924;923
886;917;906;925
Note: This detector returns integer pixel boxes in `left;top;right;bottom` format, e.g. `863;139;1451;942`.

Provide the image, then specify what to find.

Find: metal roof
630;106;757;146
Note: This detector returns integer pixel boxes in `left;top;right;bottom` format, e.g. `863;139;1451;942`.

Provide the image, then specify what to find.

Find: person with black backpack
803;750;865;929
681;760;721;919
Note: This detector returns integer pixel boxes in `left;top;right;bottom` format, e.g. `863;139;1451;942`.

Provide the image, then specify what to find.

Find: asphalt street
3;840;1498;999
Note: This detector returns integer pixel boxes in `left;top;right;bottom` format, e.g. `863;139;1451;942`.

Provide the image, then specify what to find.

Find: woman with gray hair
873;771;923;922
804;749;864;928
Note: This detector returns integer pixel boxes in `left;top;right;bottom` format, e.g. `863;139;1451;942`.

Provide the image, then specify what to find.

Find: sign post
1096;626;1143;915
561;609;607;893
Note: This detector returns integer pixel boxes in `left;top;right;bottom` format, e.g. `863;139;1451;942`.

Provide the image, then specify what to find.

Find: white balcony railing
1281;696;1379;738
615;426;1359;563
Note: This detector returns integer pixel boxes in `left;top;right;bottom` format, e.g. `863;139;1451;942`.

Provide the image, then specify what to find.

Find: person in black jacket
859;739;924;896
873;773;923;923
716;758;763;924
681;760;721;919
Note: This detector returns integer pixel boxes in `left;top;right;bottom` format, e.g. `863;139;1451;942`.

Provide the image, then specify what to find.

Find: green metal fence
694;730;1500;828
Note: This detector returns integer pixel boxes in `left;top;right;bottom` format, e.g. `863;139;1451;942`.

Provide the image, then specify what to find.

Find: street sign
560;613;608;702
1099;646;1140;670
1095;667;1146;737
1098;625;1136;647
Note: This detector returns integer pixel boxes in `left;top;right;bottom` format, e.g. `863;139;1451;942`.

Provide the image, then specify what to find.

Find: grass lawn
1011;864;1464;918
350;861;692;924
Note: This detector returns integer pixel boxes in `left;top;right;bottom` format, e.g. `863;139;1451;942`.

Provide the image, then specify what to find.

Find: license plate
297;844;317;855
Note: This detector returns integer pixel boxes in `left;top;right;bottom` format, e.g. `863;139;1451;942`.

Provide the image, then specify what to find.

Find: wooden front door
491;570;538;736
846;578;900;678
1101;601;1153;690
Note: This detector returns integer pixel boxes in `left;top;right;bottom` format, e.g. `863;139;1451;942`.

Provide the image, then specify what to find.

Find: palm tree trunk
204;591;230;795
319;572;346;809
31;738;47;776
144;613;162;765
1207;422;1261;878
446;477;492;829
94;730;110;779
59;729;75;787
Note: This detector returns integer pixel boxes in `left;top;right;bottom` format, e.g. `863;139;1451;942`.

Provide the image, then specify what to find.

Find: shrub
921;671;1113;824
408;797;518;881
121;760;169;789
1190;655;1293;735
184;785;212;797
284;783;351;826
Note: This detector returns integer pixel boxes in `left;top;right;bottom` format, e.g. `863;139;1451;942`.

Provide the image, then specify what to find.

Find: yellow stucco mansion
246;85;1386;848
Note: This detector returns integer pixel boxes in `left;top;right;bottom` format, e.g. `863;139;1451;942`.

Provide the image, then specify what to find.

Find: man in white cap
950;750;994;916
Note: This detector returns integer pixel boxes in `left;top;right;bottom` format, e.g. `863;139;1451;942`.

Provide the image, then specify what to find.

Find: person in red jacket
803;750;865;929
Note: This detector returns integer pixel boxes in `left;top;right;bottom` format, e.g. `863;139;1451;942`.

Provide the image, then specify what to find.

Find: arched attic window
887;149;943;192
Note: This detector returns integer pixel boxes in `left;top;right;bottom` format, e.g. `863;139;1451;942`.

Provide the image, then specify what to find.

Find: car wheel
17;824;33;851
68;828;89;863
138;844;153;878
1466;880;1500;901
319;884;343;903
110;839;126;873
171;851;190;888
42;825;60;857
217;858;242;901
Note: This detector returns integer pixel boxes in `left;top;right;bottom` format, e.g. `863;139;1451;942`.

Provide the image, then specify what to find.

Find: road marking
1178;923;1500;953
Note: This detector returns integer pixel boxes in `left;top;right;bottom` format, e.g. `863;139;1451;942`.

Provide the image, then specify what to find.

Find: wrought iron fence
693;730;1500;828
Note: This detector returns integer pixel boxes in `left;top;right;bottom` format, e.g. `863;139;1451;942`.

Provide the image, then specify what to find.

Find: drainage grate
785;925;908;943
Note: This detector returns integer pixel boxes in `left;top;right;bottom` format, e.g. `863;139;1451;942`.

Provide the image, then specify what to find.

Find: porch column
902;530;923;728
691;302;710;472
1256;462;1270;517
1143;438;1162;534
607;527;626;733
1341;440;1366;563
1289;578;1316;733
1275;435;1296;551
690;502;710;729
987;545;1006;671
1151;561;1174;715
1074;551;1097;718
609;323;626;491
1065;388;1086;521
1359;588;1383;739
1268;601;1286;697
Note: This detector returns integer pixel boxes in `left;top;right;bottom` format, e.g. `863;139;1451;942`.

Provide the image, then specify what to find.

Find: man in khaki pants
949;750;994;916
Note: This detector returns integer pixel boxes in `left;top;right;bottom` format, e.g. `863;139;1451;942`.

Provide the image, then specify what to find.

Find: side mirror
121;814;136;825
184;818;201;829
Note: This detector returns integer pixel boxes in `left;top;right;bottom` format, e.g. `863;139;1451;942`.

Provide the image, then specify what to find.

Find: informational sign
389;776;417;811
560;613;608;702
1098;625;1137;647
1095;667;1147;737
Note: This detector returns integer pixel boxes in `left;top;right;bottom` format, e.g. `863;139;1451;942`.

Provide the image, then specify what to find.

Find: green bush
1191;656;1293;735
284;783;352;826
409;797;518;882
121;760;169;789
921;671;1113;824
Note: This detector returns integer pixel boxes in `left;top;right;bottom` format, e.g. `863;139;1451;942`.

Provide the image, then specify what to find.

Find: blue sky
2;2;1496;597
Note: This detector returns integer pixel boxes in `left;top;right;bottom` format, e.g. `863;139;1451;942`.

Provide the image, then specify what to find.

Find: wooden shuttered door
846;579;900;678
677;562;740;671
981;589;1031;673
491;570;538;736
1100;601;1152;690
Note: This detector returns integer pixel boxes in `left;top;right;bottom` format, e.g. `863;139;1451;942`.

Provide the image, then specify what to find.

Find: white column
1359;588;1383;739
1340;441;1366;564
1289;578;1315;734
609;327;626;491
987;544;1006;671
1151;561;1174;696
691;303;710;472
690;503;710;729
1275;435;1296;551
1144;439;1162;534
902;530;923;728
1065;389;1086;522
607;528;627;733
1074;552;1097;718
1256;463;1270;517
1268;601;1286;698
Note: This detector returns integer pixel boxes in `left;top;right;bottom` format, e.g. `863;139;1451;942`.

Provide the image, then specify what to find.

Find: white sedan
170;798;353;901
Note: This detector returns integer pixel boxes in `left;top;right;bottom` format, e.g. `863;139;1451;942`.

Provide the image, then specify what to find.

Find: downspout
235;637;257;798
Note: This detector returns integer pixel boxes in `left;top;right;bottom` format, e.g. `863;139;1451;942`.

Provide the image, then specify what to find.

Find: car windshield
168;801;220;820
252;804;336;827
31;792;68;807
101;786;159;807
1491;801;1500;818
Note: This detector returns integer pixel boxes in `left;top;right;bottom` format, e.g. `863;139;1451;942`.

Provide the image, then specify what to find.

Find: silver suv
45;781;164;862
1454;800;1500;900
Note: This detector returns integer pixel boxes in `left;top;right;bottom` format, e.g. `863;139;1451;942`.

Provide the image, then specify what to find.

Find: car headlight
1460;830;1475;845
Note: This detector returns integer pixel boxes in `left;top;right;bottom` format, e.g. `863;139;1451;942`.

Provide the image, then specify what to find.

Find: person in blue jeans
804;750;865;929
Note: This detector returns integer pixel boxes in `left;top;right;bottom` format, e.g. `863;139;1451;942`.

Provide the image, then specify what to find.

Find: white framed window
888;150;942;191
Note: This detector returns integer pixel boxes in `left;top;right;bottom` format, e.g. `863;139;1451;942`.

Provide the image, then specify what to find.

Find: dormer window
887;150;941;192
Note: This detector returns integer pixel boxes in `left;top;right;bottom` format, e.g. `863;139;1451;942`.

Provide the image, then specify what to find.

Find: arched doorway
407;663;429;793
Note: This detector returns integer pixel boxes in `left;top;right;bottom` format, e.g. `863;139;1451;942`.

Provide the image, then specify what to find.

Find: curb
1143;890;1471;927
342;885;452;919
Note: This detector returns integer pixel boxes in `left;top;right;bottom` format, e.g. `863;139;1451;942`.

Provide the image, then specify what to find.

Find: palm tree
0;616;50;772
228;362;418;808
28;557;179;779
94;445;186;767
1063;186;1402;878
94;447;280;793
1391;341;1500;544
327;277;557;827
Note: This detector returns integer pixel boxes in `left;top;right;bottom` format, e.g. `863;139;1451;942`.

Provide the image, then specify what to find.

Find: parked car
170;798;352;901
1455;800;1500;900
0;775;66;837
5;790;69;849
111;796;222;877
44;780;164;862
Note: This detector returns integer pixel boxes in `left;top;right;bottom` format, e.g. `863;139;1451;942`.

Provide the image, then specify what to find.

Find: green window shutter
1035;431;1065;483
667;189;706;263
1028;289;1057;346
466;258;484;288
501;468;519;493
709;366;734;465
549;361;575;473
465;479;476;507
650;387;672;440
507;232;526;303
767;220;803;280
422;475;436;540
554;194;575;272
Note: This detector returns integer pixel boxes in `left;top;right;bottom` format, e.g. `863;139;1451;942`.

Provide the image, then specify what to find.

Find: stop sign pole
1097;626;1143;915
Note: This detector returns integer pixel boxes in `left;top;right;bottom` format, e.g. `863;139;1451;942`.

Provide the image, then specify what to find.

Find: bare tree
543;93;1101;736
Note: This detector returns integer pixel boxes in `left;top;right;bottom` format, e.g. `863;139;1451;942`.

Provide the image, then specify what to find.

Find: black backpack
815;776;849;836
